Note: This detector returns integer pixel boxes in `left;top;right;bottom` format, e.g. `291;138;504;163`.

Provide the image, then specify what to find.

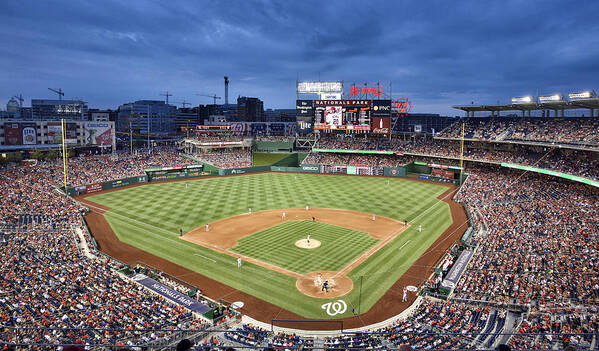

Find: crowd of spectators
0;152;212;348
195;149;252;168
303;152;405;168
2;144;599;349
309;136;599;180
437;117;599;147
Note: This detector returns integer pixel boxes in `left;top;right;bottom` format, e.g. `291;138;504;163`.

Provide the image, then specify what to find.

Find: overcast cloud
1;0;598;115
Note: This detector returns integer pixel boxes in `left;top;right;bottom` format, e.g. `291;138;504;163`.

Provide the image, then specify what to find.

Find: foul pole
459;122;465;185
61;119;69;194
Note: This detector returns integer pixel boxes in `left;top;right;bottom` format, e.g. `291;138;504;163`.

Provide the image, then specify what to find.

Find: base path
78;173;468;330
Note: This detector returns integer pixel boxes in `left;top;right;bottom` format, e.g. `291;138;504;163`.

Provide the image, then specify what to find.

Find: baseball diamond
80;172;457;322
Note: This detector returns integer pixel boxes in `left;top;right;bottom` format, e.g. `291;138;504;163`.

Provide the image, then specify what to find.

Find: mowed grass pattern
87;173;454;319
232;221;379;273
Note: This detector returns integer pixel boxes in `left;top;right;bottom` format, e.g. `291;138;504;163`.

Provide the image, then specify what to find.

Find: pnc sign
350;85;384;97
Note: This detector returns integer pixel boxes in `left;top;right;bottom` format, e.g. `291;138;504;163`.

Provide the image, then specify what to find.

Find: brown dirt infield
296;271;353;298
77;172;469;330
182;208;406;249
181;208;407;297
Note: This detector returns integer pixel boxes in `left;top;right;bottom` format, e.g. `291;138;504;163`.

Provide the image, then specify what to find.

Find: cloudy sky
1;0;598;115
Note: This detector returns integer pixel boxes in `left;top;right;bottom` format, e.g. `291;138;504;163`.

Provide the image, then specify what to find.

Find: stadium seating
2;121;599;349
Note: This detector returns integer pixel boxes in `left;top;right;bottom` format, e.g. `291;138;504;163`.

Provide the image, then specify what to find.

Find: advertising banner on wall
84;123;111;145
47;122;62;144
21;123;37;145
371;100;392;117
3;123;21;145
296;100;314;116
325;106;342;126
65;123;78;144
371;117;391;134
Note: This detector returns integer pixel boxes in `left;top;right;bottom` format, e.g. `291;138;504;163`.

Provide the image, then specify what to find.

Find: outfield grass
252;152;291;166
232;220;379;273
87;173;453;319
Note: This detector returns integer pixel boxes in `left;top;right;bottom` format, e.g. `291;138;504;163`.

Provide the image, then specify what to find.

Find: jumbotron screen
313;100;371;131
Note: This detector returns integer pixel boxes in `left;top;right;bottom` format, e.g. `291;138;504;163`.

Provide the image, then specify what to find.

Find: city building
236;96;264;122
264;108;296;122
117;100;177;135
31;99;88;120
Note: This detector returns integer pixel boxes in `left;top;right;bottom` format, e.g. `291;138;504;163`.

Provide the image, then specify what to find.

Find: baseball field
82;172;459;322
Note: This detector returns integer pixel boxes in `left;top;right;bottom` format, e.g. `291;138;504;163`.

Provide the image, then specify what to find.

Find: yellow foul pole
459;122;465;185
61;119;68;194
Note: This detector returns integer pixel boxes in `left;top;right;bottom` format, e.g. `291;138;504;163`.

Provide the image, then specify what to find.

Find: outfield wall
65;161;457;196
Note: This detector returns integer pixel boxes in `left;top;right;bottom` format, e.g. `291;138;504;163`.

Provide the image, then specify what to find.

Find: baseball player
372;213;376;221
402;288;407;302
237;257;242;268
249;208;252;215
205;223;209;232
307;233;310;244
305;204;309;211
418;224;422;232
317;273;322;285
322;280;330;292
179;228;183;237
185;183;188;189
282;211;286;220
312;216;315;222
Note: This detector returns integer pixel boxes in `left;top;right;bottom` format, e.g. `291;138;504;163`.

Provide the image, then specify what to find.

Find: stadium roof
453;98;599;114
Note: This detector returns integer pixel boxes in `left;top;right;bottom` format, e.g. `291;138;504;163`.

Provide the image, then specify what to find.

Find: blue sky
2;0;598;115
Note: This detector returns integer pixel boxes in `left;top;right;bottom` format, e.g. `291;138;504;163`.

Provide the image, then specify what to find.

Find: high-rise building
117;100;176;134
236;97;264;122
31;99;88;120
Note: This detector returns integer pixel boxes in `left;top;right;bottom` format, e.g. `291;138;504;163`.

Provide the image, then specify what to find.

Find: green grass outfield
252;152;291;166
87;173;453;319
232;221;379;273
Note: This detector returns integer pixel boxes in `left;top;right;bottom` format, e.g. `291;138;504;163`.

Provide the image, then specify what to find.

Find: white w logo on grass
321;300;347;316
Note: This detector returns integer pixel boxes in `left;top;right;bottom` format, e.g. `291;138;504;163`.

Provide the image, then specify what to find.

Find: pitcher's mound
295;239;321;249
296;271;353;298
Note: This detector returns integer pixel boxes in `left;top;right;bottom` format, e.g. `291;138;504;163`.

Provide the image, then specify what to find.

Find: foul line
398;240;411;251
194;254;216;263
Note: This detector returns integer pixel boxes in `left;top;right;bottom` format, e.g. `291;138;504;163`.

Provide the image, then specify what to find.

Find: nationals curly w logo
321;300;347;316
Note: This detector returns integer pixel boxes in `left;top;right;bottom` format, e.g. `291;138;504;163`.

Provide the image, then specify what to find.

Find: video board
313;100;371;131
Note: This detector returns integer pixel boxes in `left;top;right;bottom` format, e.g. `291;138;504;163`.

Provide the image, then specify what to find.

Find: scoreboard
296;99;392;133
313;100;371;131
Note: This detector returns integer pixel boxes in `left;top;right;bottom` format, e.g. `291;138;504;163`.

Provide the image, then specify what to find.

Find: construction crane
48;88;64;101
160;91;173;105
196;93;221;105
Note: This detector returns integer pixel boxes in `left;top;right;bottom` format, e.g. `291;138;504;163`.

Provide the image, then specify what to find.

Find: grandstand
2;114;599;349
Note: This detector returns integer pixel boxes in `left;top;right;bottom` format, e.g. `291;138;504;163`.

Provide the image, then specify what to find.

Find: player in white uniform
418;224;422;232
205;223;209;232
282;211;286;219
316;273;322;285
249;208;252;215
305;204;309;211
307;233;310;244
372;213;376;221
237;257;242;268
402;288;408;302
